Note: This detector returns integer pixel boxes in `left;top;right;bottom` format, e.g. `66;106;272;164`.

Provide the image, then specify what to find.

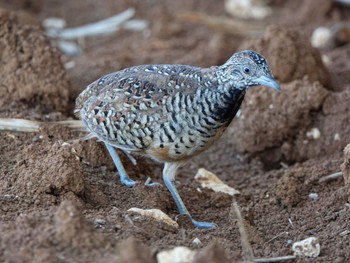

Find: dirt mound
232;26;350;165
0;10;70;115
326;44;350;90
230;78;328;163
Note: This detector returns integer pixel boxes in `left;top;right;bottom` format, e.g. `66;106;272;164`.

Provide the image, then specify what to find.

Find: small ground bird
75;50;280;229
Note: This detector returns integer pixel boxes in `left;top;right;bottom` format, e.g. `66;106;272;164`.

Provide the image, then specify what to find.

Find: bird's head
220;50;280;91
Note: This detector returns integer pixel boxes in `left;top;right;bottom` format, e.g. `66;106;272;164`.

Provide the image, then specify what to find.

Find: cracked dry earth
1;0;350;262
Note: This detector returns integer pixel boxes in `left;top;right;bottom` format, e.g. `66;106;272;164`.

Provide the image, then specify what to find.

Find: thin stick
0;118;41;132
254;255;296;262
318;171;343;183
47;8;135;39
231;198;254;262
264;231;288;245
0;118;84;132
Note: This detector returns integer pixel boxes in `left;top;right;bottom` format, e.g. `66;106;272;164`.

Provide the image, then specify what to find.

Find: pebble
194;168;240;196
157;246;195;263
308;193;319;200
292;237;320;258
311;27;333;48
127;207;179;228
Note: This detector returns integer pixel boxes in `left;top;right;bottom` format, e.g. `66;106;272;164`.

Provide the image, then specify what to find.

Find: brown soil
1;0;350;262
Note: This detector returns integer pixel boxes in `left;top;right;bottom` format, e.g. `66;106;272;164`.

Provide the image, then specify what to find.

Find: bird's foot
191;219;217;229
120;177;137;188
144;177;162;187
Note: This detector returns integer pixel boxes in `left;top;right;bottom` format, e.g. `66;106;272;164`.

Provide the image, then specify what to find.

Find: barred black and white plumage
75;50;280;229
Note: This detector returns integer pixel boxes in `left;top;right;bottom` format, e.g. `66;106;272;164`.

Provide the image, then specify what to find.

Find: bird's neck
211;85;246;125
195;68;246;125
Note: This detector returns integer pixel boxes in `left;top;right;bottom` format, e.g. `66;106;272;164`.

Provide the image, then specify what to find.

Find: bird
75;50;280;229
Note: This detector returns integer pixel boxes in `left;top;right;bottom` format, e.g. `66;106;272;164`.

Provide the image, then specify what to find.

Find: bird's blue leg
104;143;137;187
163;162;217;229
105;143;161;187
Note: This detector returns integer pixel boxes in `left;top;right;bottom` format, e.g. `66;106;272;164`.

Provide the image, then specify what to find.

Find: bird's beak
254;75;280;91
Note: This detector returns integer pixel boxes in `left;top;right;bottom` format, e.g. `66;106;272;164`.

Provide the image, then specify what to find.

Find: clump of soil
327;44;350;90
341;143;350;195
14;139;84;196
0;10;70;115
232;25;350;165
54;200;107;248
231;77;329;163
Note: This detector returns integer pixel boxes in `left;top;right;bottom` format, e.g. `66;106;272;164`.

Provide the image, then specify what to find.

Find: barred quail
75;50;280;229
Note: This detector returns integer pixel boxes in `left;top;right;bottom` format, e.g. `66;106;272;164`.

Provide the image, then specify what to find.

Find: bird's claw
121;177;161;188
191;219;218;229
121;177;137;188
144;177;162;187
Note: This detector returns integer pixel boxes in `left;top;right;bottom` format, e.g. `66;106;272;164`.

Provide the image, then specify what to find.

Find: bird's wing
77;64;212;151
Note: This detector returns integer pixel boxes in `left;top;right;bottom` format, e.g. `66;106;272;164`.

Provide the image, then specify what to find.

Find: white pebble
192;237;202;246
334;133;340;141
292;237;320;258
225;0;272;20
311;27;332;48
42;17;66;30
308;193;319;200
157;246;195;263
306;128;321;140
64;61;76;70
321;54;331;66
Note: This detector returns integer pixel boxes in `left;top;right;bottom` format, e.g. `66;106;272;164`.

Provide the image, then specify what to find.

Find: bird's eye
244;67;250;74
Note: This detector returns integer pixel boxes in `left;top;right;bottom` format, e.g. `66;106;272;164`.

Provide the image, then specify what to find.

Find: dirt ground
1;0;350;262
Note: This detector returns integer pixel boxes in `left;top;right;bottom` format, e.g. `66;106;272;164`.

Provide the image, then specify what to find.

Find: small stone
127;208;179;228
306;128;321;139
32;134;42;142
292;237;320;258
157;246;195;263
225;0;272;20
321;54;331;66
192;237;202;246
308;193;319;200
42;17;66;30
195;168;240;196
95;218;106;226
311;27;333;48
334;133;340;141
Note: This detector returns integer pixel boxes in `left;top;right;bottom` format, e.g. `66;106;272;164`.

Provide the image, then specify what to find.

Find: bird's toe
191;219;218;229
144;177;162;187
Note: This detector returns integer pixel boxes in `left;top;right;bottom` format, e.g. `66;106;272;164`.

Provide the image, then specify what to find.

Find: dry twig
231;198;254;262
0;118;84;132
46;8;136;39
254;255;296;262
318;171;343;183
